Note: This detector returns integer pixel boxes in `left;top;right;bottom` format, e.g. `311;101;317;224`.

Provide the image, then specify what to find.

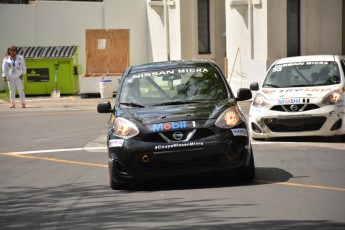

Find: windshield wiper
153;100;200;106
284;84;310;87
263;83;280;88
120;102;145;108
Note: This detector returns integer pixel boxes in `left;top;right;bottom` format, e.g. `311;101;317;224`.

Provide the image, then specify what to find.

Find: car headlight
113;117;139;139
215;106;242;128
252;93;268;107
322;90;343;105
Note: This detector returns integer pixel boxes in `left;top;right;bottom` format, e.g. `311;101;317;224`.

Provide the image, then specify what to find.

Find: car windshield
263;61;341;88
119;66;228;106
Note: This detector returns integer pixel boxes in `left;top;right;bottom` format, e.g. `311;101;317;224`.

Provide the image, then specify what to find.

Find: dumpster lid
17;47;44;58
17;46;78;58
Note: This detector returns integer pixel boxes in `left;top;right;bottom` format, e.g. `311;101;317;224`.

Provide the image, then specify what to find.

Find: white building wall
146;0;188;62
168;0;182;60
252;0;267;59
226;0;343;96
226;0;252;93
104;0;149;66
214;0;226;73
0;0;342;92
267;0;286;59
301;0;342;55
246;0;286;95
0;5;36;55
34;1;104;69
146;1;168;62
180;0;197;60
0;1;104;74
0;0;148;91
147;0;226;71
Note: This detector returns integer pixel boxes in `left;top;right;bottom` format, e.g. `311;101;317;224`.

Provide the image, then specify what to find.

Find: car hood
118;100;235;125
259;85;341;100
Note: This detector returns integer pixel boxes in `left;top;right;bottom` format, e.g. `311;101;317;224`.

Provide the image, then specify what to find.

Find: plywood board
85;29;129;74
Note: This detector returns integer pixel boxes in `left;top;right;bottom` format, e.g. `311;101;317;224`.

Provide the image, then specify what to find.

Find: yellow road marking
255;180;345;192
0;152;107;168
5;147;106;155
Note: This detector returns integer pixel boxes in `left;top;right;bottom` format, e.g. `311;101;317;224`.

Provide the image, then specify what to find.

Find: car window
264;61;341;88
119;67;228;106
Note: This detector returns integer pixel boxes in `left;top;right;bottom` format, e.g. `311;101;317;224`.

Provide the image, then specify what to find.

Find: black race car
97;60;254;189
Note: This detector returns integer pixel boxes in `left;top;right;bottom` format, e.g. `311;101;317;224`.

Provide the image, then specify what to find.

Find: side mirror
236;88;252;101
250;82;259;91
97;101;113;113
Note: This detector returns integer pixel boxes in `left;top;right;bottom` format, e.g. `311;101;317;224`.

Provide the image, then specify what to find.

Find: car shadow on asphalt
126;167;293;192
254;136;342;143
2;183;345;229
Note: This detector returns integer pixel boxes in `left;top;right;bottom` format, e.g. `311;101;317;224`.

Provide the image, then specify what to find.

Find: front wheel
340;134;345;142
110;177;129;190
109;168;129;190
238;150;255;182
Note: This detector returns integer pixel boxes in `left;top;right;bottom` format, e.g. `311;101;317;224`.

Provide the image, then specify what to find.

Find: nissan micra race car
97;60;254;189
249;55;345;141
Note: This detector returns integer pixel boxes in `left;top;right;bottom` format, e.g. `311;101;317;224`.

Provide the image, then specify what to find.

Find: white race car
249;55;345;141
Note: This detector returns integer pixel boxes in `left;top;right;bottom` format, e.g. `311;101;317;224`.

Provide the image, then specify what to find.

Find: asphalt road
0;96;345;229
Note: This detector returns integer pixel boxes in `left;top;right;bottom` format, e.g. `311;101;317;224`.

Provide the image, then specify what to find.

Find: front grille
270;104;320;112
188;128;214;140
264;117;326;132
141;133;166;142
140;154;222;174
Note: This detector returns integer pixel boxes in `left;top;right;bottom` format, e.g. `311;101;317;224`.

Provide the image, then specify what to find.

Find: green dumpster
17;46;80;95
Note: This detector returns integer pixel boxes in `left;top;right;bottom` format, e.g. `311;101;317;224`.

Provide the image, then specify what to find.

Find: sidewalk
0;95;110;112
0;95;252;114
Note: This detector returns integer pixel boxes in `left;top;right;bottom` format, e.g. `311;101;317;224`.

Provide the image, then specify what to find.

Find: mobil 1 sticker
150;121;196;132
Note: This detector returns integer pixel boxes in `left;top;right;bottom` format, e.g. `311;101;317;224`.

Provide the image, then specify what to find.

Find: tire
110;178;129;190
238;150;255;182
80;93;88;99
340;135;345;142
109;168;129;190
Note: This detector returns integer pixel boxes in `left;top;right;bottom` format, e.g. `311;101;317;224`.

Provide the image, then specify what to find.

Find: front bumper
249;103;345;139
108;131;252;184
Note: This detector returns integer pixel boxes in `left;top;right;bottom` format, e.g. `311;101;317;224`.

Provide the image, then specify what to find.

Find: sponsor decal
261;87;333;94
304;87;333;92
154;142;204;150
27;68;50;82
109;139;124;148
272;62;329;72
250;108;263;113
152;121;188;132
231;128;248;137
127;68;209;83
262;89;275;94
277;114;312;118
278;98;301;105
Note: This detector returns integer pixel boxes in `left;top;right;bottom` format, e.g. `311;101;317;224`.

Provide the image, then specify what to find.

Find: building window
287;0;300;57
198;0;210;54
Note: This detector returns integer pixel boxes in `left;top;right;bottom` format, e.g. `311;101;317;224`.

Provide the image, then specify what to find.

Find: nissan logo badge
290;104;299;112
172;131;184;140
